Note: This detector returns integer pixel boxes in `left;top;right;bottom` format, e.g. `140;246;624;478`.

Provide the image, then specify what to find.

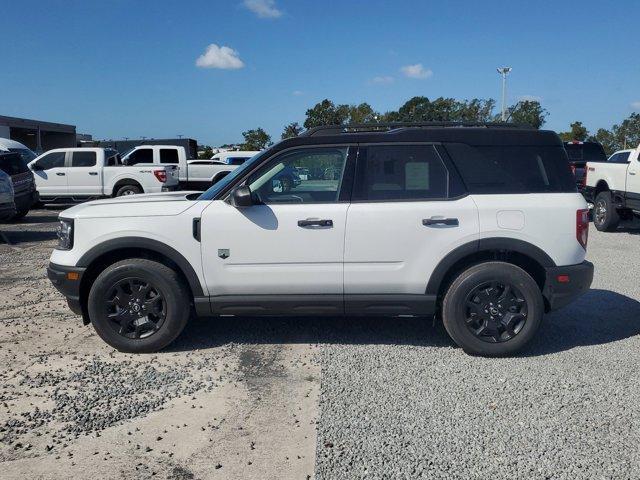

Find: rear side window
35;151;66;170
228;157;250;165
70;151;97;167
445;143;577;194
608;152;630;164
354;145;449;201
126;148;153;165
160;149;179;164
105;149;121;166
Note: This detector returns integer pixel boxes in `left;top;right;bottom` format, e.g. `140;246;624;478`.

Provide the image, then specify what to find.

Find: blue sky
1;0;639;146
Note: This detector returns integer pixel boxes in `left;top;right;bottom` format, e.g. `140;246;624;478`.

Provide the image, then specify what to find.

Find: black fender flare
425;237;556;296
77;236;204;296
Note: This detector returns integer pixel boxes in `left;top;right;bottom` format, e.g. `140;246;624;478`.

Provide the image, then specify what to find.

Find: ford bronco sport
47;123;594;356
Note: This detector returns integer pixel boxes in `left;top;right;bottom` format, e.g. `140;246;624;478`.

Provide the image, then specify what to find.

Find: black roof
277;123;562;150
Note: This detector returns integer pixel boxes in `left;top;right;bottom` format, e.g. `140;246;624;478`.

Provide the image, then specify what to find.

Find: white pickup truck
121;145;258;190
28;148;179;203
583;145;640;231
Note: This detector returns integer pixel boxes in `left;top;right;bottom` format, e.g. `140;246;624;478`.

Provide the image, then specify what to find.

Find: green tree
303;99;351;129
382;96;496;123
588;128;616;155
242;128;272;150
198;145;213;159
281;122;304;139
348;103;379;124
559;121;589;142
613;112;640;150
505;100;548;129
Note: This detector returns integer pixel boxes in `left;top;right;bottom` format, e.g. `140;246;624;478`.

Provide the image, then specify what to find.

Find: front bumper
47;262;86;315
542;261;594;311
0;201;17;219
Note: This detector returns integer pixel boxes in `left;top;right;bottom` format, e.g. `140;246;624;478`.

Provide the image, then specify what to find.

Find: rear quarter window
445;143;577;194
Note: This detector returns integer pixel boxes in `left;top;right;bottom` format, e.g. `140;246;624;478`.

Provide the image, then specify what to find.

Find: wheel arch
426;238;555;310
594;180;610;197
112;178;143;196
77;237;204;323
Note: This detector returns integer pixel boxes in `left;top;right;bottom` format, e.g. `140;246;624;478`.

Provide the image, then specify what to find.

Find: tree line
229;97;639;156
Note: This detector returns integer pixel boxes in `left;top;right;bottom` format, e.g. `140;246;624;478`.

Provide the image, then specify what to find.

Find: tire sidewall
116;185;141;197
442;262;544;356
88;261;189;353
594;192;618;232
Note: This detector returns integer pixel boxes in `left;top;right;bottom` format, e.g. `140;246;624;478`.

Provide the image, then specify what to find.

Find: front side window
126;148;153;165
355;145;449;201
247;147;348;204
70;151;97;167
160;149;179;164
35;151;66;170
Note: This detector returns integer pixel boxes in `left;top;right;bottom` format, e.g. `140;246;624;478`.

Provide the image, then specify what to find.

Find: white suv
47;123;594;356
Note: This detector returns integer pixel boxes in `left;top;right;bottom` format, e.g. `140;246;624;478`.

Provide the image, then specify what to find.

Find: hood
60;191;203;219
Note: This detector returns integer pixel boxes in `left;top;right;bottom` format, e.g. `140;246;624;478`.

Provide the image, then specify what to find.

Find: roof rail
301;121;533;137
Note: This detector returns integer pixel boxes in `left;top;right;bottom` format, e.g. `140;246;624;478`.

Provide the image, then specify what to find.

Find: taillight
576;209;589;249
153;170;167;183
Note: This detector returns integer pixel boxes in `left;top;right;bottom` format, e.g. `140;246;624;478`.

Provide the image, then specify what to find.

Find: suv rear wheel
593;191;620;232
87;259;190;353
442;262;544;356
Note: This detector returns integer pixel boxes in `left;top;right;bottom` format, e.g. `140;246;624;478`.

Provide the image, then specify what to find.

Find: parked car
563;141;607;188
0;168;17;221
121;145;256;190
47;123;593;357
0;137;38;164
28;148;179;203
211;151;259;165
582;145;640;231
0;152;39;219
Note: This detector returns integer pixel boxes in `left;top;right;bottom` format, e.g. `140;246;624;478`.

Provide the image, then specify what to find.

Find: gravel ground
1;208;639;479
315;221;640;479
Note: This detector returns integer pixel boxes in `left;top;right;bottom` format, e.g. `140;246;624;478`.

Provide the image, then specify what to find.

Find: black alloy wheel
464;281;527;343
104;277;166;339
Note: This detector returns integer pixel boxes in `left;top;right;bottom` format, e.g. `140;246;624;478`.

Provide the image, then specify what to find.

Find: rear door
30;151;68;197
344;144;479;314
67;150;101;196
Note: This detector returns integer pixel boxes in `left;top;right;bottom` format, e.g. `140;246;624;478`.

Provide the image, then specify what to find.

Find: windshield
8;148;37;163
198;149;271;200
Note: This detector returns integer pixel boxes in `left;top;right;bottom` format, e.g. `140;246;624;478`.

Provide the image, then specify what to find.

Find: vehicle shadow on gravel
169;289;640;356
524;289;640;356
0;230;57;244
169;314;455;352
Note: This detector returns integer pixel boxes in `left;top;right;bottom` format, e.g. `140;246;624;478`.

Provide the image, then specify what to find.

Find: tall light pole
497;67;512;121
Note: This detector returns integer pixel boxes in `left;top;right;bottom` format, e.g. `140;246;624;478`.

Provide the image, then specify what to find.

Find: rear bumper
161;184;179;192
542;261;594;311
47;262;85;315
0;201;17;219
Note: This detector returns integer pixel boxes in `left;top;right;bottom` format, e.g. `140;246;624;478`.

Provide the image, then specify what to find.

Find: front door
623;151;640;210
31;150;68;197
67;150;102;196
344;144;479;314
200;146;355;314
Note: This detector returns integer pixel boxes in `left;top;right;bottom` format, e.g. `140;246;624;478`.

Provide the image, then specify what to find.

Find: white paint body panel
344;197;480;294
200;201;348;295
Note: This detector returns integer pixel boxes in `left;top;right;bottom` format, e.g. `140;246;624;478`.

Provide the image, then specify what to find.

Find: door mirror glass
231;185;254;207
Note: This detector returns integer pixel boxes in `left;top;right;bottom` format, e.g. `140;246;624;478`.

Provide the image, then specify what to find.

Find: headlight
56;218;74;250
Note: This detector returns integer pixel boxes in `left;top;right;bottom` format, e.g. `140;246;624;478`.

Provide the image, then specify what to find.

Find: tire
115;184;142;197
87;258;191;353
10;206;29;221
593;191;620;232
441;261;544;357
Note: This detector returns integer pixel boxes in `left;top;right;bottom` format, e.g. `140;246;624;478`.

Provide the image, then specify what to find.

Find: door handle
423;217;459;227
56;172;65;176
88;172;98;176
629;171;636;176
297;218;333;228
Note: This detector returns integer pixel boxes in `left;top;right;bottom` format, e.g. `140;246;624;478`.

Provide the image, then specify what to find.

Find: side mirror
230;185;254;207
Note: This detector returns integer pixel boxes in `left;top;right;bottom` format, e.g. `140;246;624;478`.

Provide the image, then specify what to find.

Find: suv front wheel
442;262;544;356
87;258;190;353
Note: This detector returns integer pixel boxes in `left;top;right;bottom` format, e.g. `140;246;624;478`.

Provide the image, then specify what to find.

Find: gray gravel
316;223;640;479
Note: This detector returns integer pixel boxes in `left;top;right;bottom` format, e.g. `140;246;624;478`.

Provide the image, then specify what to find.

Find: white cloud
243;0;282;18
400;63;432;79
518;94;542;102
631;101;640;109
292;90;304;96
195;44;244;70
370;76;394;85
